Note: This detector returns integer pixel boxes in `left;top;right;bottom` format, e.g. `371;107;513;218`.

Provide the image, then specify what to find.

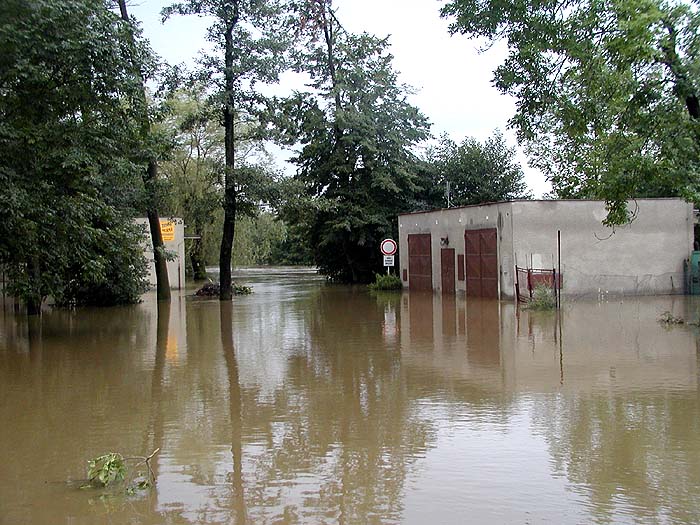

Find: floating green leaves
81;448;159;496
86;453;127;488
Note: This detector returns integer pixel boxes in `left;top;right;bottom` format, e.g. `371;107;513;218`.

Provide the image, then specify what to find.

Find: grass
525;284;557;310
367;273;402;291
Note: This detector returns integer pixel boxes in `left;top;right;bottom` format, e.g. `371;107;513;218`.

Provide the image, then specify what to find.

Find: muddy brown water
1;268;699;524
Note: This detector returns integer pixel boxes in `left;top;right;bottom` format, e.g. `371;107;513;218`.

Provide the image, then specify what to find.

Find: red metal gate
408;234;432;291
465;228;498;298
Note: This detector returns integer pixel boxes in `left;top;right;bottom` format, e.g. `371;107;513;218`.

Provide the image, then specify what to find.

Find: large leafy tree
162;0;291;300
281;0;431;282
427;132;531;207
0;0;150;313
160;88;284;278
442;0;700;224
160;89;224;280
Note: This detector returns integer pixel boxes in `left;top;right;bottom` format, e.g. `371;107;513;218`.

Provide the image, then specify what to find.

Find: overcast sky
128;0;551;197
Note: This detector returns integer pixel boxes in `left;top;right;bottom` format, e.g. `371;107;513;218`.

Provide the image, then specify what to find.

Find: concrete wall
398;199;693;298
136;217;187;290
510;199;693;298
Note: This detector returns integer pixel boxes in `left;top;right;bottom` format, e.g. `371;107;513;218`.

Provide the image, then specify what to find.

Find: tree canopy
426;132;531;207
279;1;431;282
442;0;700;224
162;0;291;298
0;0;152;311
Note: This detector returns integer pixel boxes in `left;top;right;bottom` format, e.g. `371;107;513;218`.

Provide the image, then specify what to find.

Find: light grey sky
129;0;550;197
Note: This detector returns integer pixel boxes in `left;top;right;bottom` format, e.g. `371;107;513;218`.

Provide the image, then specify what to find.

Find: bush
195;281;252;296
658;311;684;325
526;284;556;310
368;273;402;291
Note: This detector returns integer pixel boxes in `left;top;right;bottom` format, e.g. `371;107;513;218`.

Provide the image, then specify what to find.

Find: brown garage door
408;234;432;291
465;228;498;298
441;248;455;294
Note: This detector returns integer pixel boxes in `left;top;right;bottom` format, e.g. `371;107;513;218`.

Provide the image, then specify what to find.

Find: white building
398;199;693;299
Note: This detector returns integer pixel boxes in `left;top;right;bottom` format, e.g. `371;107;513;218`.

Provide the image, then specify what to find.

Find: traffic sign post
381;239;397;275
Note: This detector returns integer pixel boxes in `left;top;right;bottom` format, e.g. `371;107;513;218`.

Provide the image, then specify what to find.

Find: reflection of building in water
398;293;700;521
141;293;188;366
399;294;699;395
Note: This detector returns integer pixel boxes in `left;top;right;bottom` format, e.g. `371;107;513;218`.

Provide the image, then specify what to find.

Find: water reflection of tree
235;288;436;524
220;301;246;524
532;393;700;523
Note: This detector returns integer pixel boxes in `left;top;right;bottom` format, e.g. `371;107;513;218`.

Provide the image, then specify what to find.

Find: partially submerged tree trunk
118;0;170;301
190;234;208;281
26;258;42;316
219;9;240;301
147;205;171;301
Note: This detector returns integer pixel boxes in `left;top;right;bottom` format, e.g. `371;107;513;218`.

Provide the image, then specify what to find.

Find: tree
427;131;531;207
162;0;291;300
0;0;150;313
280;0;430;282
160;89;224;280
442;0;700;224
117;0;171;300
160;88;284;277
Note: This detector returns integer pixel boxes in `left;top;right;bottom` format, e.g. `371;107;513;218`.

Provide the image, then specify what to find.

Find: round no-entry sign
380;238;397;256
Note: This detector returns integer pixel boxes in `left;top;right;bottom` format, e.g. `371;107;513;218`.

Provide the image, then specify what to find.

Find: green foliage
233;282;253;295
368;273;403;291
87;453;127;488
53;220;148;307
195;281;252;296
83;449;158;495
0;0;152;311
526;284;557;311
442;0;700;224
279;2;431;283
162;0;293;298
234;213;287;266
159;88;224;279
658;310;684;325
426;131;531;206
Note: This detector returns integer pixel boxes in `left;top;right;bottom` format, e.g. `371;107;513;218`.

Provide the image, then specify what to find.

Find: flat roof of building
397;198;687;217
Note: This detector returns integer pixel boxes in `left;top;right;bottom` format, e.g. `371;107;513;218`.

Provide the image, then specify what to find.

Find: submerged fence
515;266;559;304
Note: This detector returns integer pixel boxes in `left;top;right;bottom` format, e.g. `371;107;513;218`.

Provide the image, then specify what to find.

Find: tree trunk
147;208;171;300
118;0;171;300
219;192;236;300
219;10;239;301
26;258;42;316
190;235;208;281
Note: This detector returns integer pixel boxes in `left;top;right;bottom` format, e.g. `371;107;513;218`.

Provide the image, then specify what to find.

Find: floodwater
1;268;699;525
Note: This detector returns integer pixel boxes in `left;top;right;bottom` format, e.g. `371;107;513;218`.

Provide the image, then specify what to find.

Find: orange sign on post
160;220;175;242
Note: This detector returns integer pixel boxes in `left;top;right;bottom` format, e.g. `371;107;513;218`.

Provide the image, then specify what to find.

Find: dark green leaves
427;132;531;207
443;0;700;223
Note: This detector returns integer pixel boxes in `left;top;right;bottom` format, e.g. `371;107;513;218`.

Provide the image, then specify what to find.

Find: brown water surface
1;268;699;524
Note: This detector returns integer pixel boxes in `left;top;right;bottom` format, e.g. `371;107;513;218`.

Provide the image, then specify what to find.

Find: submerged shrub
658;311;684;325
526;284;556;310
195;281;252;297
368;273;402;291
